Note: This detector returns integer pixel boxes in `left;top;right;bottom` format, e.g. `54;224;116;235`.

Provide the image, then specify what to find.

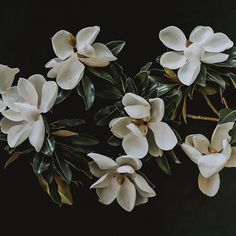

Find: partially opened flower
181;122;236;196
88;153;156;212
159;26;233;85
0;64;19;112
46;26;117;90
110;93;177;158
0;75;58;152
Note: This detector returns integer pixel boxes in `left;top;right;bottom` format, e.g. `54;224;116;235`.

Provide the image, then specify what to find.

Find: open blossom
159;26;233;86
110;93;177;158
0;75;58;152
88;153;156;212
46;26;117;90
0;64;19;112
181;122;236;197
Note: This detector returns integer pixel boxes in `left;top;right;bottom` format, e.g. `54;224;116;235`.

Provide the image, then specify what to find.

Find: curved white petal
56;54;85;90
122;133;148;158
110;117;132;138
149;121;177;151
149;98;165;122
211;122;234;152
0;65;19;94
127;123;144;136
52;30;74;60
46;59;65;78
122;93;150;108
201;52;229;64
117;178;136;212
202;33;234;52
0;117;23;134
147;130;163;157
189;26;214;44
181;143;202;164
1;109;23;121
116;156;142;170
135;192;148;206
45;58;63;68
29;115;45;152
125;105;150;119
17;78;38;106
117;165;135;174
184;44;205;62
159;26;186;51
225;147;236;167
88;153;118;169
160;51;186;69
39;81;58;113
0;99;6;112
178;60;201;86
89;162;110;178
90;173;112;188
14;103;40;121
198;173;220;197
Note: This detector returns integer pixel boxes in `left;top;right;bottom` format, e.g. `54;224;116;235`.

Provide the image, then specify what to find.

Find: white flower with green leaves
159;26;233;86
181;122;236;196
88;153;156;212
0;75;58;152
110;93;177;158
46;26;117;90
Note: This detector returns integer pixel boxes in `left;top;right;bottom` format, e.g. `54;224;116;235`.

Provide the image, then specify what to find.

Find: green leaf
55;89;72;104
41;136;56;156
228;73;236;89
50;118;85;129
157;83;177;97
33;153;50;175
96;83;123;100
61;134;99;146
229;126;236;145
141;62;152;72
213;47;236;68
108;135;122;146
0;132;7;141
134;72;149;93
167;150;181;164
125;77;138;94
94;105;118;126
88;67;116;84
48;179;62;206
195;65;206;87
106;40;126;57
207;70;226;89
219;108;236;124
155;154;171;175
53;152;72;184
77;75;95;110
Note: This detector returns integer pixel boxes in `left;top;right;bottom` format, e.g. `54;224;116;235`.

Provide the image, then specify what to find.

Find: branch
200;91;219;116
187;114;219;122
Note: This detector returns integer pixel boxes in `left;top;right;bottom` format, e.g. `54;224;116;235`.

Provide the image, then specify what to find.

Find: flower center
185;40;193;48
67;34;77;48
116;174;125;185
208;146;218;154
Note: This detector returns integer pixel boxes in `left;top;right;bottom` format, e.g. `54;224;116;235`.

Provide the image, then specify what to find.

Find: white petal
14;103;40;121
225;147;236;167
79;43;117;67
147;130;163;157
116;156;142;170
148;121;177;151
117;177;136;212
211;122;234;152
122;133;149;158
117;165;135;174
52;30;74;60
135;192;148;206
29;115;45;152
39;81;58;113
0;99;6;112
89;162;108;178
1;109;23;121
202;33;234;52
17;78;38;106
178;60;201;86
159;26;186;51
127;123;144;136
189;26;214;44
181;143;202;164
46;59;65;78
198;173;220;197
0;117;23;134
7;122;32;148
122;93;150;108
201;52;229;64
184;44;205;62
110;117;131;138
160;51;186;69
0;65;19;94
88;153;118;169
96;175;120;205
149;98;165;122
125;105;150;119
45;58;63;68
56;54;85;90
132;173;156;198
90;173;112;189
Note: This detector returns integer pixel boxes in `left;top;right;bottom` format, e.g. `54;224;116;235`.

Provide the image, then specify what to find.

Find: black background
0;0;236;235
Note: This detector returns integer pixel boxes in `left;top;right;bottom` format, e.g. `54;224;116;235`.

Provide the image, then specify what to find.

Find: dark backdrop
0;0;236;235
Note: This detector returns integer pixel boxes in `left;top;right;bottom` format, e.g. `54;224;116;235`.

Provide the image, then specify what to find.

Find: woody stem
187;114;219;122
200;91;219;116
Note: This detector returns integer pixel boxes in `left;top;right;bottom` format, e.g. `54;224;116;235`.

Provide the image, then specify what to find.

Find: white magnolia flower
110;93;177;158
46;26;117;90
88;153;156;212
181;122;236;197
0;64;19;112
0;74;58;152
159;26;233;86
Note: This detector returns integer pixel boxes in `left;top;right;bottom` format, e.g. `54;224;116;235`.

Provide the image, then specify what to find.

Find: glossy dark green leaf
213;47;236;68
125;77;138;94
94;105;118;126
41;165;55;184
155;154;171;175
134;72;149;93
219;108;236;124
187;84;196;100
167;150;181;164
88;67;116;84
195;65;206;87
228;73;236;89
157;83;177;97
229;126;236;145
50;118;85;129
41;136;56;156
33;153;50;175
62;134;99;146
55;89;72;104
207;70;226;89
96;83;123;100
106;40;126;57
141;62;152;72
108;135;122;146
48;179;62;206
77;75;95;110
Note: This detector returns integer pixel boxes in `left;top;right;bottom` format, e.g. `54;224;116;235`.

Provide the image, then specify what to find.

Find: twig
187;114;219;122
200;91;219;116
222;97;229;108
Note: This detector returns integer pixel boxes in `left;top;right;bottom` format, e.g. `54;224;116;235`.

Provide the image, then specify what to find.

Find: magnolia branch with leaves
0;25;236;211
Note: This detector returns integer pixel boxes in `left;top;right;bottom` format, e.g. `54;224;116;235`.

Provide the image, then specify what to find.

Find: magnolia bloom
46;26;117;90
0;75;58;152
0;64;19;112
88;153;156;212
110;93;177;158
181;122;236;197
159;26;233;86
